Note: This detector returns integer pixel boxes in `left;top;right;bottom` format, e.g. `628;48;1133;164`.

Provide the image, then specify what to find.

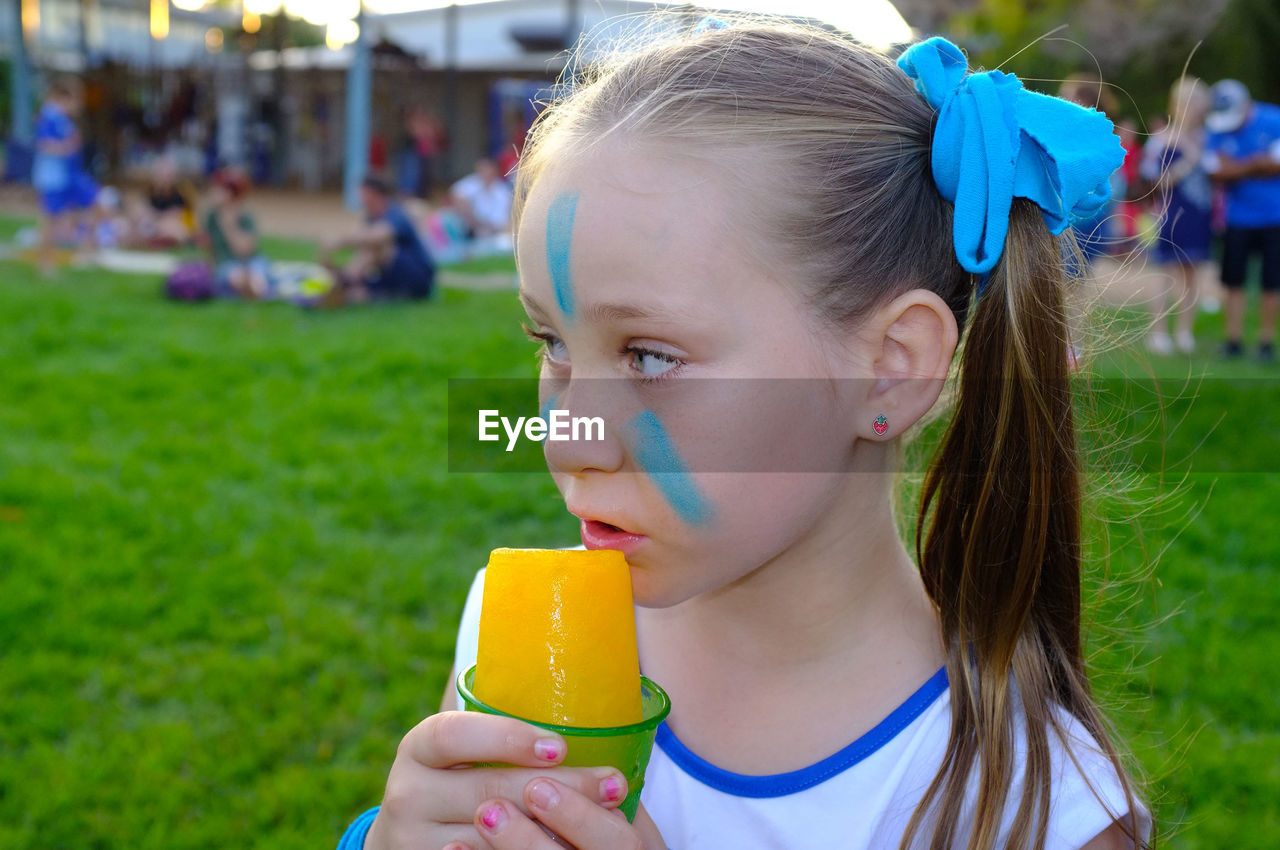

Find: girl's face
516;140;876;607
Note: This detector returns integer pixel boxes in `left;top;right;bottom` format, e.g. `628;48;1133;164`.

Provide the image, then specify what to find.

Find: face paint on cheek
626;410;715;527
539;392;558;424
545;192;579;319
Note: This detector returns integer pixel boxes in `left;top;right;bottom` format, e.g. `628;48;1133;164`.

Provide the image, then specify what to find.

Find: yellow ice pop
473;548;644;727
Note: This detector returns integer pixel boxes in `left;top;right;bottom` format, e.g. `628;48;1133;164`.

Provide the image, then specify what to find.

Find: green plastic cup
457;664;671;821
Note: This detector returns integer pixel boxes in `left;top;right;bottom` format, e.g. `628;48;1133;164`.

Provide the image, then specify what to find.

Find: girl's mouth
579;518;648;554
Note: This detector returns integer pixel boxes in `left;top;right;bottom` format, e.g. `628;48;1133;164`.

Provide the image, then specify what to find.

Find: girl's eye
628;346;682;378
522;324;569;364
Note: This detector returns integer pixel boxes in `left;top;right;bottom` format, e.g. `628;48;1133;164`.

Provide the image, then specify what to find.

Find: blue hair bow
896;37;1125;276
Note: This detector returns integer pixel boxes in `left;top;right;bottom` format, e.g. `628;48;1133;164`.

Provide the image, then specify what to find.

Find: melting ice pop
473;548;644;727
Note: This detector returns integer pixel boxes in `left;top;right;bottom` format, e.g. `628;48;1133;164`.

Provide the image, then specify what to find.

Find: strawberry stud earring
873;415;889;436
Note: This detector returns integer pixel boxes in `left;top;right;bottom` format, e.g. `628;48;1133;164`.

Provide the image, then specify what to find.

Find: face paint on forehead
625;410;715;527
545;192;579;319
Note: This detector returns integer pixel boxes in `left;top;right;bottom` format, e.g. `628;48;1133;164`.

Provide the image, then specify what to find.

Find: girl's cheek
622;409;715;527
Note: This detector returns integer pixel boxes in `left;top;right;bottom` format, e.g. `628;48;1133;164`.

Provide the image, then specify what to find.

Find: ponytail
906;200;1142;849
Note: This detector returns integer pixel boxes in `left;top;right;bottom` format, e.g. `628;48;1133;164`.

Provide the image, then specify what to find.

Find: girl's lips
579;518;647;554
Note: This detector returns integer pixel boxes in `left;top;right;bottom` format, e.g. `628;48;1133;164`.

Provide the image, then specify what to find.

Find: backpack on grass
163;262;215;302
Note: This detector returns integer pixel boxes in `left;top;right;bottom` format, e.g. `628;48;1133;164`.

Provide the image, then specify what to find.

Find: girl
1139;78;1214;355
342;18;1149;850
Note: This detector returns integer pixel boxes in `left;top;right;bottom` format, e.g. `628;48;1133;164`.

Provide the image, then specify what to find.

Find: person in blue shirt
319;176;436;304
32;77;98;268
1203;79;1280;361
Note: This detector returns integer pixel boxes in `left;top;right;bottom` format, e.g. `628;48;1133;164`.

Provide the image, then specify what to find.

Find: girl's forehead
518;143;773;281
517;150;754;308
527;144;729;221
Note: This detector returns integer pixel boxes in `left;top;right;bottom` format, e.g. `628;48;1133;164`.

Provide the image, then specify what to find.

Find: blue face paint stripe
626;410;714;526
539;393;558;424
546;192;579;318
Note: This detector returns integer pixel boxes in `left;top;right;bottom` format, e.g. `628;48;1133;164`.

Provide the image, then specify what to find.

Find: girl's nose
541;378;628;475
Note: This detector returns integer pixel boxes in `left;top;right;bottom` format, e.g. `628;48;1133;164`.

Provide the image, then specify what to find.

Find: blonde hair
514;16;1146;849
1169;76;1209;131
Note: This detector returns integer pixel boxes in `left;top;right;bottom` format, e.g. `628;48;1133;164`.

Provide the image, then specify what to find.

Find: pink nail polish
533;738;561;761
600;775;623;802
480;805;506;832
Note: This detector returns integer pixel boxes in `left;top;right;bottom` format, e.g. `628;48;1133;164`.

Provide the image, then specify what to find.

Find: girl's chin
627;558;712;611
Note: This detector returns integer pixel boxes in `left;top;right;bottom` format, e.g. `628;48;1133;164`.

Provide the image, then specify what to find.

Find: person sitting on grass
319;176;435;303
129;156;193;248
450;157;514;241
201;167;271;299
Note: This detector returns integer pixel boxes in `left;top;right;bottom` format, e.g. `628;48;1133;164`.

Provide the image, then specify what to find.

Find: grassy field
0;216;1277;848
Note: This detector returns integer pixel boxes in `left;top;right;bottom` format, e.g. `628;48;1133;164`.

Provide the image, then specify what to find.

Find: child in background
1140;77;1213;355
91;186;130;249
342;19;1149;850
131;156;192;247
319;176;435;303
201;167;271;299
450;157;514;241
32;77;98;267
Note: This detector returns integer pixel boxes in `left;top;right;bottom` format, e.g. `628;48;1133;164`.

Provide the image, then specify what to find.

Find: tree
899;0;1278;121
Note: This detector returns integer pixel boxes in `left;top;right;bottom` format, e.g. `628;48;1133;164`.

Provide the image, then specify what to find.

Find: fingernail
599;774;624;802
528;779;560;811
479;804;506;833
533;737;561;761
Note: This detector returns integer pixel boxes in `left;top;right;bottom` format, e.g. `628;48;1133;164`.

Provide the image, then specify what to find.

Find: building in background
4;0;908;191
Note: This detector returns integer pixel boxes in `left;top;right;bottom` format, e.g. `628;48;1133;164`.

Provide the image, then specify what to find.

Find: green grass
0;221;1277;847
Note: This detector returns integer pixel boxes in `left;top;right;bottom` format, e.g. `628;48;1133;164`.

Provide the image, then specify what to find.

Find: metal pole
562;0;582;86
442;0;458;184
342;1;371;210
566;0;580;46
11;0;35;144
79;0;90;61
271;6;287;185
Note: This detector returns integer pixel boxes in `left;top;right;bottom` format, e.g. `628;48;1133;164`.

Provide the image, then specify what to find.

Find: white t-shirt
453;569;1150;849
450;174;513;232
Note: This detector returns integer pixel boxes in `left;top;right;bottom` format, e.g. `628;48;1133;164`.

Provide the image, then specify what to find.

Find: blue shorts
367;255;434;299
40;172;98;216
1152;194;1212;266
215;256;273;295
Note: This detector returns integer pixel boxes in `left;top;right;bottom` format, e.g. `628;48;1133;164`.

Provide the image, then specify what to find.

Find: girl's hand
462;781;666;850
364;711;629;850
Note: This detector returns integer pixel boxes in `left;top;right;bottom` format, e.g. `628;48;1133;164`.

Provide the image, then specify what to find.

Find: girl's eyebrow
519;291;680;323
519;290;549;317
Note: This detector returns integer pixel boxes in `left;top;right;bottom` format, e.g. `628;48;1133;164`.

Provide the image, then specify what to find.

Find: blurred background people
397;107;445;199
32;77;98;266
1203;79;1280;361
449;157;513;240
320;175;435;303
1140;77;1214;354
201;167;271;299
91;186;130;249
130;156;194;247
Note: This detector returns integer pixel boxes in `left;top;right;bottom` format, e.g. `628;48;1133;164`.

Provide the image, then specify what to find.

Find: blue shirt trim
337;806;379;850
654;666;949;798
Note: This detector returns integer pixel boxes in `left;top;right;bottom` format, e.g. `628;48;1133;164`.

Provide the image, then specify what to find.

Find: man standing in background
1204;79;1280;361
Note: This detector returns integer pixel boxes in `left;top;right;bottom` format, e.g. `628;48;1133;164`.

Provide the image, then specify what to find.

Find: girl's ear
854;288;959;440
